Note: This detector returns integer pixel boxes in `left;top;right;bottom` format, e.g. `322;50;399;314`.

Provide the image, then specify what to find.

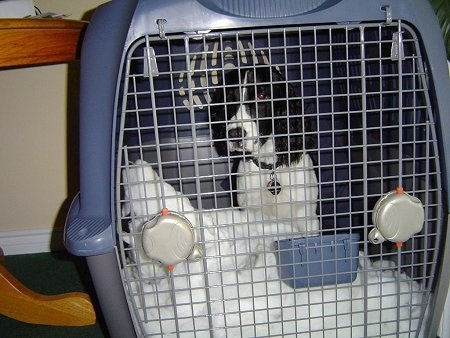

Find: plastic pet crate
64;0;450;337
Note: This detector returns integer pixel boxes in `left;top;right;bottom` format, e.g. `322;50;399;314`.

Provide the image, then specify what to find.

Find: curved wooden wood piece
0;264;96;326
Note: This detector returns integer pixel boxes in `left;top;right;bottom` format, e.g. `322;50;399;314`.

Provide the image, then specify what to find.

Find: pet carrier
64;0;450;337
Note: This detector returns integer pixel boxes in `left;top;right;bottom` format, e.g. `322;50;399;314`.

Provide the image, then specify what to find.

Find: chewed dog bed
121;160;423;337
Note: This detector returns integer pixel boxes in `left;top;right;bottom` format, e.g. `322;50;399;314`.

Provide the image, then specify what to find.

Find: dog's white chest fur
236;153;319;235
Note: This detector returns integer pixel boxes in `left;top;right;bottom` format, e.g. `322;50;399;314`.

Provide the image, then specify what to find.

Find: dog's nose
228;127;246;139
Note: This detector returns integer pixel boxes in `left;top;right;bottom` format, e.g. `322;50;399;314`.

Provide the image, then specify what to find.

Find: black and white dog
210;67;319;235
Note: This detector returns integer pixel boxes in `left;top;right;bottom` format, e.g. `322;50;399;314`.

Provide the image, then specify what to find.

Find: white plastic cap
141;209;197;267
369;187;424;244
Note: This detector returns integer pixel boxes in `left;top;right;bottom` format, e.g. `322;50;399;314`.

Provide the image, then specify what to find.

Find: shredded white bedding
121;160;424;337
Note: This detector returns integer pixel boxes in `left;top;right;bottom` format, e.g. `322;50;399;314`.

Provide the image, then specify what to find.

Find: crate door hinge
143;47;159;78
381;5;392;25
381;5;405;61
390;31;405;61
156;18;167;39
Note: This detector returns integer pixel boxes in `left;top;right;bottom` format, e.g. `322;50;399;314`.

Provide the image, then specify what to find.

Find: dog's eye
257;90;270;100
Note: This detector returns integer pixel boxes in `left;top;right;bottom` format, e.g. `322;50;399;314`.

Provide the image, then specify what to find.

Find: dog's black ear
271;67;286;82
282;73;317;151
209;90;228;156
209;74;230;157
287;83;300;113
288;82;297;99
287;91;316;151
209;85;222;124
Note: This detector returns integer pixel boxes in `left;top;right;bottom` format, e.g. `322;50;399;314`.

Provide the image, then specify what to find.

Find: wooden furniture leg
0;249;96;326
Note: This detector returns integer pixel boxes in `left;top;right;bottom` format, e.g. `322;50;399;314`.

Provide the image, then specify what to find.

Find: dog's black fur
209;67;312;166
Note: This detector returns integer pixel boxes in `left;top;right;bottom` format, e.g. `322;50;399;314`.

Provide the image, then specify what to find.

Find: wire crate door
116;21;443;337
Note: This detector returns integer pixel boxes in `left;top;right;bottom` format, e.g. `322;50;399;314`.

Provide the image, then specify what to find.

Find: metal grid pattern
116;21;442;337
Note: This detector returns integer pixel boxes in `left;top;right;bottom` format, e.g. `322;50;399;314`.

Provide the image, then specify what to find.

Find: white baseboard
0;228;64;255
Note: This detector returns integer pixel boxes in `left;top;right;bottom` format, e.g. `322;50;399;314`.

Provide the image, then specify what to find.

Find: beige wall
0;0;106;234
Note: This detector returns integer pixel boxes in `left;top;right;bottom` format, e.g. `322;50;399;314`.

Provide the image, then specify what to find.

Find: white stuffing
121;160;423;337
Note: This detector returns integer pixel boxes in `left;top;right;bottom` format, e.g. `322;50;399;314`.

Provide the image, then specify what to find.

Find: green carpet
0;252;107;338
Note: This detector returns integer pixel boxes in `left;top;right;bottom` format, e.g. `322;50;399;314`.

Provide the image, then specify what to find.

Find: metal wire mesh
115;21;442;337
